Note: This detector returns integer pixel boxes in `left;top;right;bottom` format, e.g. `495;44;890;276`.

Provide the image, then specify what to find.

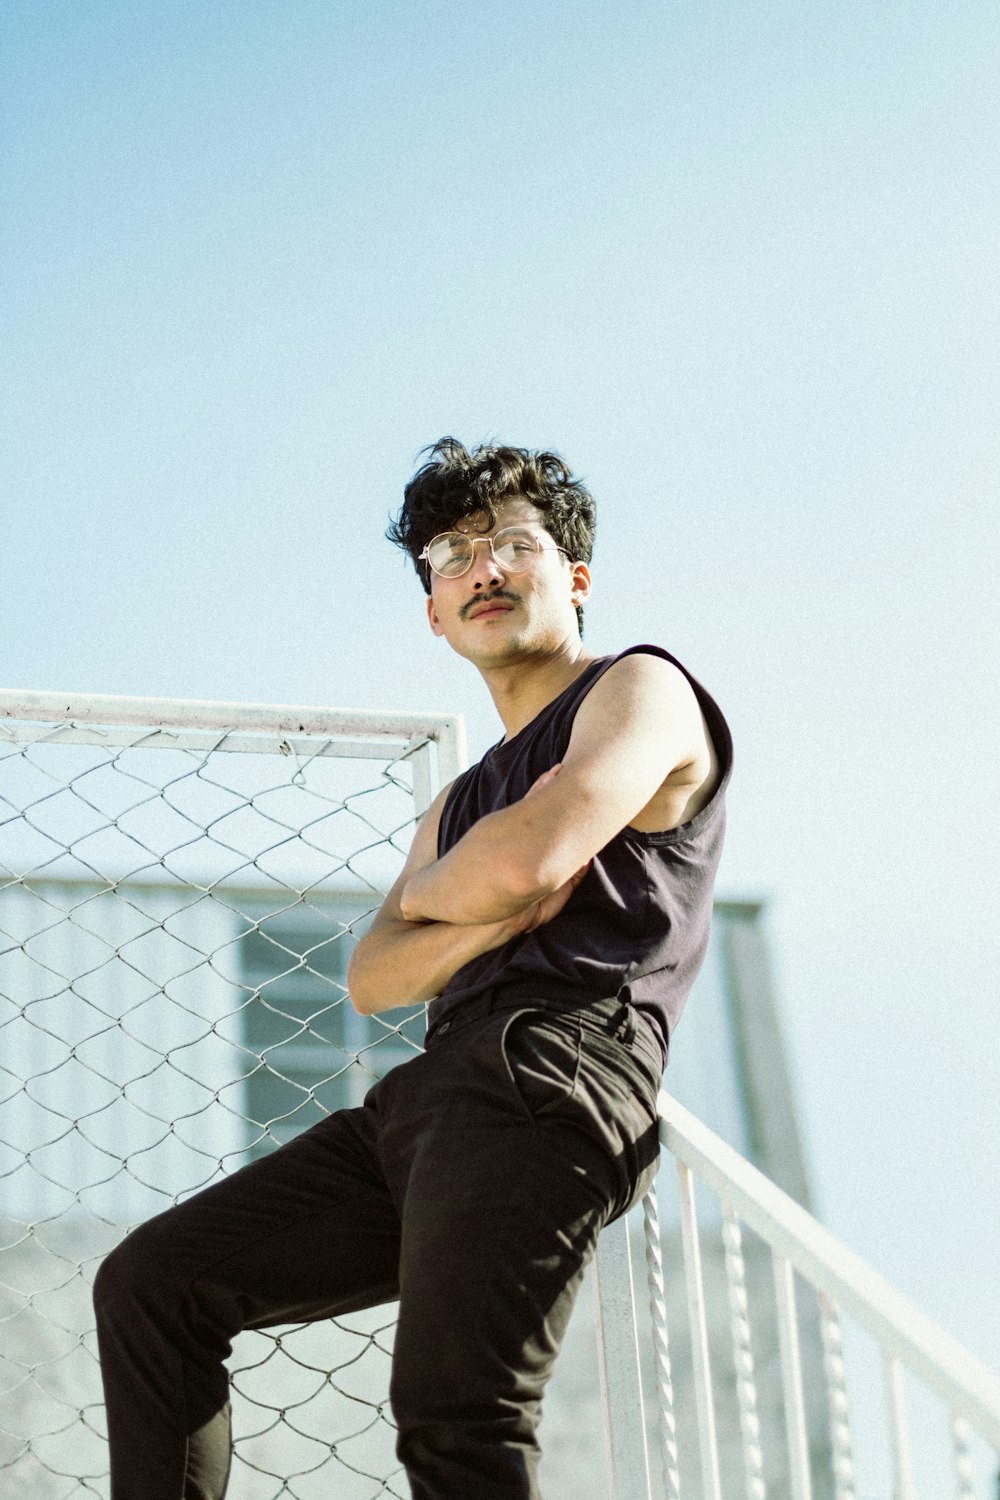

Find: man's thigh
392;1106;617;1412
383;1007;660;1462
115;1102;402;1330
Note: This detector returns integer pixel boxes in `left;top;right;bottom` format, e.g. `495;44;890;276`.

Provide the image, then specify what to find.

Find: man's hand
524;762;563;797
504;857;591;936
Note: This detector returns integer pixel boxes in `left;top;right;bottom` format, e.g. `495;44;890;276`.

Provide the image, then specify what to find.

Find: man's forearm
401;865;536;926
348;910;520;1015
399;807;550;926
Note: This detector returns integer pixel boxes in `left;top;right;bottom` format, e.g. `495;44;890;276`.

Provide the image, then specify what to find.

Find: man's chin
460;634;530;670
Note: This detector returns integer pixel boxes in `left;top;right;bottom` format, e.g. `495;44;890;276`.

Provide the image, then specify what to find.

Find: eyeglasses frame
418;525;574;580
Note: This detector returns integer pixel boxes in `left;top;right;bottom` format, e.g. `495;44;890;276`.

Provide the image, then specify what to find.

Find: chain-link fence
0;692;464;1499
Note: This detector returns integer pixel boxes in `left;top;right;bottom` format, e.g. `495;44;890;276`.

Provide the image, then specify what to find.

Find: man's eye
499;532;537;554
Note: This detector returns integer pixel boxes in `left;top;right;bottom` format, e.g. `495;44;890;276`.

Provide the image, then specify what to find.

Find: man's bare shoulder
571;650;718;831
575;650;700;733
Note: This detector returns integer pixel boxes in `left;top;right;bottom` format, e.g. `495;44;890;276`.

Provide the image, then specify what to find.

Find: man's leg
377;1004;661;1500
93;1104;400;1500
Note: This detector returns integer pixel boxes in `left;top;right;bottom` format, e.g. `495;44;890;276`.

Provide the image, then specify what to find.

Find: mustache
460;589;520;621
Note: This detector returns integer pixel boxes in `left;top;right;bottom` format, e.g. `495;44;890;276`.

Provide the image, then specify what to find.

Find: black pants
93;994;662;1499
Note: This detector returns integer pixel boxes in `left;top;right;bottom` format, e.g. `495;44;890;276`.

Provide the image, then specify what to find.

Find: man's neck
479;642;597;741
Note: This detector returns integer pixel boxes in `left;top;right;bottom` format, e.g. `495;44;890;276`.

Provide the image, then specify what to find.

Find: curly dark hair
387;437;596;632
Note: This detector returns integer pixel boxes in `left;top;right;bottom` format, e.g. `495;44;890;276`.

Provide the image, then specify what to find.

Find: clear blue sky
3;0;998;1406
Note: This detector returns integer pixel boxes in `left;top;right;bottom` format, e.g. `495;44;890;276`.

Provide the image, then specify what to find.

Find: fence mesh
0;701;453;1499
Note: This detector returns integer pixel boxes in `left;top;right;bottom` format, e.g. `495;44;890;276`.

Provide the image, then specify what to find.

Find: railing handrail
657;1089;1000;1446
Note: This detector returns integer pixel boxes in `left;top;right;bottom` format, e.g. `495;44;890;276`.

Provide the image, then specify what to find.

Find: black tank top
428;645;733;1064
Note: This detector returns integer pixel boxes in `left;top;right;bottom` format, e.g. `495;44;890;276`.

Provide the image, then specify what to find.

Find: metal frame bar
951;1414;976;1499
676;1160;723;1500
721;1206;768;1500
882;1355;916;1500
0;688;469;785
817;1291;857;1500
594;1211;654;1500
642;1183;681;1500
772;1250;813;1500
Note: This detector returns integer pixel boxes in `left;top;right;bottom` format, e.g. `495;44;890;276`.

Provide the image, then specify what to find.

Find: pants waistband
424;988;639;1048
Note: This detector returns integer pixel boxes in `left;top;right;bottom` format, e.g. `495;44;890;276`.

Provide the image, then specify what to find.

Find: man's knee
395;1414;538;1500
93;1220;171;1326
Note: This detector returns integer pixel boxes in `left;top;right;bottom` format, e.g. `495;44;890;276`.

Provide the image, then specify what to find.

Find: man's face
424;497;590;668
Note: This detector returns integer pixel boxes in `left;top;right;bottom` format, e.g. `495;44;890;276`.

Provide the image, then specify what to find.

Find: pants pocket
499;1010;582;1121
579;1024;662;1124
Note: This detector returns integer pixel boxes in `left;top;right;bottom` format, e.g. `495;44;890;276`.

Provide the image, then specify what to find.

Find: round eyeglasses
419;526;572;579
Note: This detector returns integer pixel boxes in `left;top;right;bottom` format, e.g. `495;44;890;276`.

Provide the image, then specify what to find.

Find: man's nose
467;537;505;588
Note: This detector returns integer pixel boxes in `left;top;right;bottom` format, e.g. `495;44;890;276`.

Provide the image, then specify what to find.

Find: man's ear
427;595;445;637
570;561;592;607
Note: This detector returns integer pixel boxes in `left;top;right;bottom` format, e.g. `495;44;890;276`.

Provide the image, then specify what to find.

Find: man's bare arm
348;784;586;1015
399;655;711;927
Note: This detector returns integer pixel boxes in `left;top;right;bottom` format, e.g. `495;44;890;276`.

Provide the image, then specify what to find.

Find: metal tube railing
657;1091;1000;1448
772;1248;813;1500
676;1158;724;1500
648;1089;1000;1497
642;1182;681;1500
883;1352;918;1500
594;1210;655;1499
722;1207;767;1500
817;1291;857;1500
953;1415;977;1499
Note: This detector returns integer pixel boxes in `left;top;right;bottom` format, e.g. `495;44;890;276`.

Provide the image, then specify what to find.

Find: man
94;437;732;1499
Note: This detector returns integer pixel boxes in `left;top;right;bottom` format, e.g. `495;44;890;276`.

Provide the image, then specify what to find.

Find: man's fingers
521;862;591;931
525;762;562;796
553;861;591;902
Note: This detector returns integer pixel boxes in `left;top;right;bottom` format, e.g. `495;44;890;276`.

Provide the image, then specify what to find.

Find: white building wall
1;882;248;1224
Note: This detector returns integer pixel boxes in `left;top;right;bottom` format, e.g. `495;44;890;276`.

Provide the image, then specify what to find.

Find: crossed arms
347;654;710;1015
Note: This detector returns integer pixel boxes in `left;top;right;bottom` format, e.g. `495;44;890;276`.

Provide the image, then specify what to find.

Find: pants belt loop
613;1001;637;1046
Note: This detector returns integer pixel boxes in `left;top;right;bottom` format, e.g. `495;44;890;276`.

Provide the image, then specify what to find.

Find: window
238;900;425;1155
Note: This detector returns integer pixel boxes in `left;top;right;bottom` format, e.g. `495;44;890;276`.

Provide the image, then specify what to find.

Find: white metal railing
595;1093;1000;1500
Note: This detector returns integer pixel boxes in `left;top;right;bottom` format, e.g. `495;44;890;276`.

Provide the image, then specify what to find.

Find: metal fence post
594;1211;654;1500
